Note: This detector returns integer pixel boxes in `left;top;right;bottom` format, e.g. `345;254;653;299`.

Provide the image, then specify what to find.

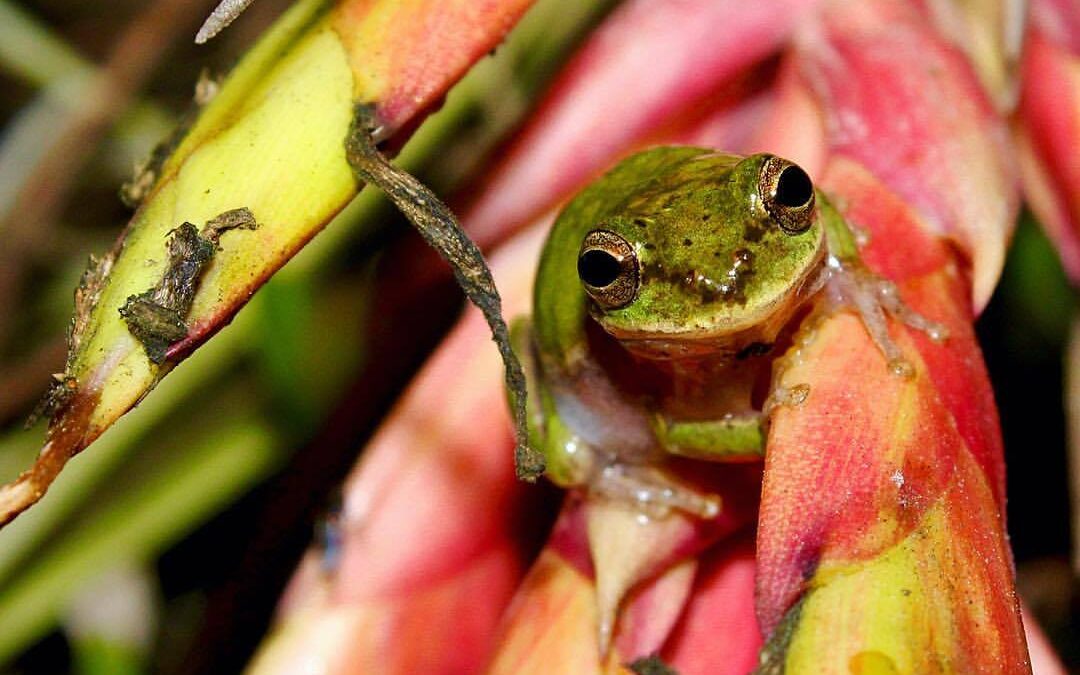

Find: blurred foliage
995;214;1075;356
977;215;1079;665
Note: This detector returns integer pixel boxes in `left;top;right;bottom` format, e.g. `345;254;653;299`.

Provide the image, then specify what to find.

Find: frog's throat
611;313;796;361
598;256;827;361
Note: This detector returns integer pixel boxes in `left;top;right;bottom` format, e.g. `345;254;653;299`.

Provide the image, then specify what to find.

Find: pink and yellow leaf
757;159;1027;672
0;0;536;524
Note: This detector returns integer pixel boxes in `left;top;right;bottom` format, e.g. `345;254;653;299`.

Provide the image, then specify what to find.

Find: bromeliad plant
1;0;1072;672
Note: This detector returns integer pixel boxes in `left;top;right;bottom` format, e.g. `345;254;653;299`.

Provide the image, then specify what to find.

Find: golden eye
759;156;816;235
578;230;639;309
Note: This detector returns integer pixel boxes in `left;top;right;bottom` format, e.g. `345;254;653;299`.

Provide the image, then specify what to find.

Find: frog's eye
578;229;639;309
759;156;816;235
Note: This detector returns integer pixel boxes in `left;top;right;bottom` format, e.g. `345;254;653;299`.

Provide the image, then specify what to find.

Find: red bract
756;159;1026;670
795;0;1017;313
1017;0;1080;282
462;0;823;245
251;226;547;675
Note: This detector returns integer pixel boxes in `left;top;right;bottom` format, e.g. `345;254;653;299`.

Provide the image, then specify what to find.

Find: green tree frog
514;146;945;517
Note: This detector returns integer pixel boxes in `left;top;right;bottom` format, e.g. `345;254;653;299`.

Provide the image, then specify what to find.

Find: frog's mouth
595;259;828;362
609;309;806;361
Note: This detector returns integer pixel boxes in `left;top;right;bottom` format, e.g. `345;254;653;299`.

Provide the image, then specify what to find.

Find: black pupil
578;249;622;287
775;165;813;207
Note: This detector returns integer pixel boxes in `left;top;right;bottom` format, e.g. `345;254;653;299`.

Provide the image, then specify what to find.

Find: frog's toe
590;462;720;520
868;277;948;342
825;259;947;377
763;382;811;417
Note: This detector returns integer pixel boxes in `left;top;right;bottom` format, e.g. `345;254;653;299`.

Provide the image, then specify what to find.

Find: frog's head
576;151;825;358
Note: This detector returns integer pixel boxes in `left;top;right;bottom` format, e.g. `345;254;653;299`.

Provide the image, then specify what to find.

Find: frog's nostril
775;166;813;208
578;250;621;288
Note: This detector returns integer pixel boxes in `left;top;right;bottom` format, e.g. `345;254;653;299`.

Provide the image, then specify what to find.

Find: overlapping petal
1016;0;1080;282
251;225;547;674
795;0;1017;313
461;0;822;245
756;159;1027;672
752;5;1030;664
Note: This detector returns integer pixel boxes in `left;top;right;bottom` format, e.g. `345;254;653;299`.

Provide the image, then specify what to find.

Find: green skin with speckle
514;147;872;501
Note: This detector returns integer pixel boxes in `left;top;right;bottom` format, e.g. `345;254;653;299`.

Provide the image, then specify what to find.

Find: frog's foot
588;461;721;520
762;382;811;418
824;257;947;378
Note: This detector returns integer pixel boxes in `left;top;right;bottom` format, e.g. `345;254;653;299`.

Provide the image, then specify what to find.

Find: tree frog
514;146;945;517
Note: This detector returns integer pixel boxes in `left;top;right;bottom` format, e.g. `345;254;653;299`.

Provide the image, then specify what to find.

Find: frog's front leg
513;319;720;519
819;195;948;376
511;318;589;487
651;413;765;461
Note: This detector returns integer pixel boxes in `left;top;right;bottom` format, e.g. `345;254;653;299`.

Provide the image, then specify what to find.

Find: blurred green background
0;1;1073;673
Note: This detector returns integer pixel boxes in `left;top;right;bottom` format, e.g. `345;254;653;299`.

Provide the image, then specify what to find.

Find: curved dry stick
345;103;544;481
196;0;257;44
